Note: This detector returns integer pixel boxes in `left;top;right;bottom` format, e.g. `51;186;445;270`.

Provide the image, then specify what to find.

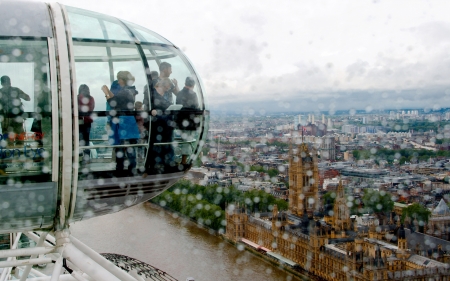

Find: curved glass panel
0;1;52;37
123;21;171;45
0;38;55;233
72;40;148;175
140;44;206;174
67;7;208;220
71;37;152;219
67;6;132;41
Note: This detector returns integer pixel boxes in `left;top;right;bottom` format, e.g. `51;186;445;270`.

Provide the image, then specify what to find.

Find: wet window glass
141;44;205;171
0;38;55;231
67;6;208;222
72;40;148;178
123;21;171;45
67;7;131;41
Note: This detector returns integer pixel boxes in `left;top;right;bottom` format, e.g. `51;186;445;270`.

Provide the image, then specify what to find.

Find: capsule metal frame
0;1;209;234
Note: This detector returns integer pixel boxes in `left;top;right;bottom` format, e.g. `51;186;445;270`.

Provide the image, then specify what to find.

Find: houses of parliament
225;143;450;281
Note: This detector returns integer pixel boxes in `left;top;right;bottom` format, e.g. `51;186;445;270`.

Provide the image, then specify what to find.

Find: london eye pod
0;1;209;234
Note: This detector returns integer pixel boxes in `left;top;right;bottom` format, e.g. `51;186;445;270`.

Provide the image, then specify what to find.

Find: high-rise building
320;137;336;160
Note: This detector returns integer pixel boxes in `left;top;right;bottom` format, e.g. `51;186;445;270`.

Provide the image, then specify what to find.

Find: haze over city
34;0;450;113
1;1;450;280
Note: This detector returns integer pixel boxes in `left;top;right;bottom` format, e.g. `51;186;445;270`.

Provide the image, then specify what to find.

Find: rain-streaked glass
0;38;55;232
67;6;132;41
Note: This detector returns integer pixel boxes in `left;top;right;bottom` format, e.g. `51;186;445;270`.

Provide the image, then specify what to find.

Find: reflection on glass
123;20;171;44
0;38;55;232
0;39;52;178
69;7;207;179
67;6;132;41
73;40;147;177
142;46;205;168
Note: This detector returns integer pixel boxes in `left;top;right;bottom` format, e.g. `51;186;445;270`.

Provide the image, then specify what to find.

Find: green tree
267;168;279;178
401;203;431;230
154;179;288;228
322;191;336;206
361;189;394;216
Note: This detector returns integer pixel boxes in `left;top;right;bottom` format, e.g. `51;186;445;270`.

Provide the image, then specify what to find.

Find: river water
70;203;302;281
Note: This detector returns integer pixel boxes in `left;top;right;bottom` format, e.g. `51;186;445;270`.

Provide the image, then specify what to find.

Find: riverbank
72;203;299;280
146;201;312;281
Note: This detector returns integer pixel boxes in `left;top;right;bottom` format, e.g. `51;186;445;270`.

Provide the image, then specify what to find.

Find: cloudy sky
37;0;450;113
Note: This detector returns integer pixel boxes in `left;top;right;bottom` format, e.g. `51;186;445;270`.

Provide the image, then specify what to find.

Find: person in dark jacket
102;71;140;176
144;78;176;177
176;77;199;109
78;84;95;163
176;77;199;164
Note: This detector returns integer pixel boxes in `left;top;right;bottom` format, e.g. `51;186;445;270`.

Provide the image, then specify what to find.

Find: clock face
302;156;312;165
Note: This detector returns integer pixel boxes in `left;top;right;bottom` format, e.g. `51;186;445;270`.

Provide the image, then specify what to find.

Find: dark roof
406;229;450;252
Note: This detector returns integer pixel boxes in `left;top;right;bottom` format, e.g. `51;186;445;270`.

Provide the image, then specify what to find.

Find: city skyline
34;0;450;113
211;106;450;117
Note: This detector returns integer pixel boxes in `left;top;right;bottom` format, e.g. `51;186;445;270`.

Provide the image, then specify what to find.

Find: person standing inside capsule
176;77;199;165
78;84;95;163
143;78;176;177
0;75;30;142
158;62;179;104
102;71;140;176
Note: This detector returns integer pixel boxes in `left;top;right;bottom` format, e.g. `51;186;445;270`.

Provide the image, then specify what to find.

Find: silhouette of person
176;77;199;164
176;77;199;109
102;71;140;176
78;84;95;163
144;78;176;177
143;70;159;111
158;62;179;104
0;75;30;140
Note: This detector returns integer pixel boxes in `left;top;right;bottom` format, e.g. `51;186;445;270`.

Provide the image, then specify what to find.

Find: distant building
225;144;450;280
426;199;450;241
320;136;336;161
343;151;352;161
327;118;333;129
340;167;389;183
300;123;327;137
320;168;340;189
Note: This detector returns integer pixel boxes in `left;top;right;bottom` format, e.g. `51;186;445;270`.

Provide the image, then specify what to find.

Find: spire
289;131;293;161
398;224;406;239
272;204;278;218
337;179;345;198
302;125;304;143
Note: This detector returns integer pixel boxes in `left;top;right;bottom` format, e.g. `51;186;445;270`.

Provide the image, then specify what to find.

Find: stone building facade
225;143;450;281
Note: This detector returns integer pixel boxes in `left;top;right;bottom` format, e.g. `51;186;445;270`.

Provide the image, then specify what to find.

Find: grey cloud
208;86;450;114
339;45;450;91
409;21;450;47
204;30;265;78
346;60;369;81
239;9;267;33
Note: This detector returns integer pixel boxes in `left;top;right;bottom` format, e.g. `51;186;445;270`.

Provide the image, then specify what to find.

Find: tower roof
432;199;450;216
398;224;406;239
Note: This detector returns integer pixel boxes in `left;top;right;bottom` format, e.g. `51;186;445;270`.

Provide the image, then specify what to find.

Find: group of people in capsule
78;62;199;177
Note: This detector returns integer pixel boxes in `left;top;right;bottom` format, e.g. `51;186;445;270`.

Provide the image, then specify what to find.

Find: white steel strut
0;231;177;281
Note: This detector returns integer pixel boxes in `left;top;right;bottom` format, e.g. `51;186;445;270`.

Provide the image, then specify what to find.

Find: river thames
70;202;302;281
